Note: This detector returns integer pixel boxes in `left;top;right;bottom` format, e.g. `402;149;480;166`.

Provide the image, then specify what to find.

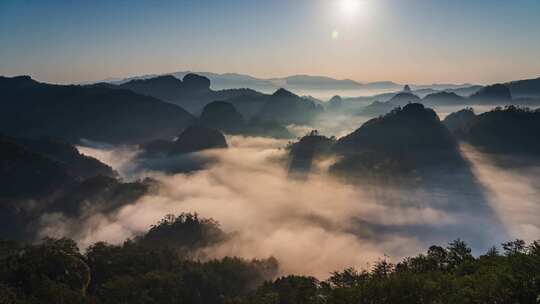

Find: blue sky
1;0;539;84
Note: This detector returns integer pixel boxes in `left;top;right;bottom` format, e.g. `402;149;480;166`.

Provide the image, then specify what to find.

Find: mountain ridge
0;75;196;144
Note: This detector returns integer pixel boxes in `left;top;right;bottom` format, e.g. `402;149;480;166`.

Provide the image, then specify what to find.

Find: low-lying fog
64;106;540;279
277;88;398;100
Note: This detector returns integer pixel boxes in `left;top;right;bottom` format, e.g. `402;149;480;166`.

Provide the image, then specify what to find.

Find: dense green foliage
1;213;539;303
243;239;540;304
0;214;278;304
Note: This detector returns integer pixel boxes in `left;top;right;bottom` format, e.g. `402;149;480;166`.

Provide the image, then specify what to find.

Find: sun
338;0;367;19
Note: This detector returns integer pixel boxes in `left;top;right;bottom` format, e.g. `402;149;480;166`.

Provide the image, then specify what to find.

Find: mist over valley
2;0;540;301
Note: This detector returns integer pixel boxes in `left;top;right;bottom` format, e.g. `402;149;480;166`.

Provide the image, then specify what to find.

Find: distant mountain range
101;72;396;92
97;74;323;125
97;71;481;93
0;74;319;144
352;81;540;118
96;74;263;115
98;71;540;104
3;71;539;146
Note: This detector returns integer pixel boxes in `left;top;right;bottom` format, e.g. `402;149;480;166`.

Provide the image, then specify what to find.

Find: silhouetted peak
329;95;342;103
425;91;462;99
421;91;465;106
392;92;420;100
402;102;425;111
1;76;196;144
11;75;33;82
272;88;298;99
403;84;412;93
125;75;181;86
287;131;336;177
466;106;540;155
341;103;444;145
471;83;512;100
332;101;457;179
505;76;540;98
443;108;476;135
402;103;440;121
200;101;245;130
170;125;227;154
152;75;182;84
389;92;421;106
182;73;211;91
202;101;237;112
0;75;38;89
328;95;343;109
290;131;335;155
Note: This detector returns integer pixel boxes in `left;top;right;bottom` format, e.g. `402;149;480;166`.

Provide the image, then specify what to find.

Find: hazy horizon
2;1;540;301
2;0;540;85
51;69;540;87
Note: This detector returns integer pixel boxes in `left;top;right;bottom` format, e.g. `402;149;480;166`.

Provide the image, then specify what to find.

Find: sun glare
339;0;366;19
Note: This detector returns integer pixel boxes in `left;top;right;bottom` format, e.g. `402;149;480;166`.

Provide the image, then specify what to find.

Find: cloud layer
39;135;540;278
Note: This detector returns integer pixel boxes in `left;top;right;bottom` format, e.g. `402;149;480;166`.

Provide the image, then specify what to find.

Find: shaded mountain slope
13;137;115;179
115;74;264;115
0;135;74;199
332;103;462;179
141;126;228;156
357;100;396;117
326;95;344;111
287;131;335;178
505;76;540;98
442;108;476;136
0;76;196;144
256;88;324;125
422;91;465;106
171;125;228;154
443;105;540;156
466;106;540;155
200;101;245;132
199;101;292;138
387;92;421;106
116;75;323;125
469;84;512;104
0;136;152;240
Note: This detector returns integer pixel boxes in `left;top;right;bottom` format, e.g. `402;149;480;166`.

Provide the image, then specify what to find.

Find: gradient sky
1;0;539;84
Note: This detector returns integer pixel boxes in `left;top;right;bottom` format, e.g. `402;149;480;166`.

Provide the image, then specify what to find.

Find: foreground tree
1;216;539;304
